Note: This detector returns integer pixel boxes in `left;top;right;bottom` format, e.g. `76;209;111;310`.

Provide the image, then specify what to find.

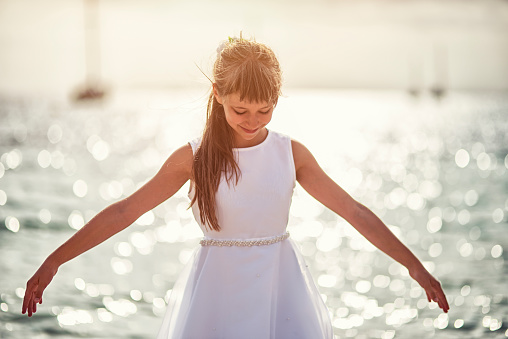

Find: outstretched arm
22;143;194;317
292;139;449;313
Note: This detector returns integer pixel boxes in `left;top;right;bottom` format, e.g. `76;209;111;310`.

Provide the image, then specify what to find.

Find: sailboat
407;51;423;97
72;0;107;102
429;42;447;99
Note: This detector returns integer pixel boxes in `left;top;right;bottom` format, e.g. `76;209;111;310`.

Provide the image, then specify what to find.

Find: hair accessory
229;31;243;43
216;41;227;54
217;32;244;54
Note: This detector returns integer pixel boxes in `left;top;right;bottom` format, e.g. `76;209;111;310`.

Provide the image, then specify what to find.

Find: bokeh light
5;216;20;233
73;179;88;198
455;149;470;168
0;190;7;206
1;60;508;338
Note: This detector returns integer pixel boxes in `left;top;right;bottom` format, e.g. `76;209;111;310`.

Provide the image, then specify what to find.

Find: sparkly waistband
200;232;290;247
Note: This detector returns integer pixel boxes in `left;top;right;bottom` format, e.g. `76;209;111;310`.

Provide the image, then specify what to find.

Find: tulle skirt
156;238;333;339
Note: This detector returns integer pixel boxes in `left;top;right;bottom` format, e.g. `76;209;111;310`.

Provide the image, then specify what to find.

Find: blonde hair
191;37;282;231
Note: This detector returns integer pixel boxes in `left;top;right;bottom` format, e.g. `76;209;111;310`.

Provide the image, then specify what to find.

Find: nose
245;113;259;127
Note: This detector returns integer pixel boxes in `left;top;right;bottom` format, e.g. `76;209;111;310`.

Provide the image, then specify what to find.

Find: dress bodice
188;129;296;240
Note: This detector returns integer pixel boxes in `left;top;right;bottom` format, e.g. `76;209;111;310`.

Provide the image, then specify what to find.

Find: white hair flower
216;34;243;54
216;41;228;54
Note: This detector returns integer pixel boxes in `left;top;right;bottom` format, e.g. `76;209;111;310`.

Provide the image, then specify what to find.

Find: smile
240;126;258;134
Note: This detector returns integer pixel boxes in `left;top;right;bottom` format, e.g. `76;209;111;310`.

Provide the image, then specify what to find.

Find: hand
409;265;449;313
22;261;59;317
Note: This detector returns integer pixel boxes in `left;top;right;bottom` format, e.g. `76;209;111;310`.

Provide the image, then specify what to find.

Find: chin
244;131;259;138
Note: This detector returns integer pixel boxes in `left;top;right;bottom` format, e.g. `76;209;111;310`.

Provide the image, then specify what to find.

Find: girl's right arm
22;143;194;317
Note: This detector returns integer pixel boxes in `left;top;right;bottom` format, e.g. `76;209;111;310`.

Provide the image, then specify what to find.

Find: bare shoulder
290;138;315;173
159;143;194;178
173;142;194;163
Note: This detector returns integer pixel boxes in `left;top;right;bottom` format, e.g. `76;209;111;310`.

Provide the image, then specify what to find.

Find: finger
438;290;449;312
22;295;28;314
440;296;449;313
437;298;445;312
433;284;449;312
27;297;33;317
29;292;38;317
31;298;38;316
22;287;33;314
425;291;432;303
28;294;34;317
428;291;439;305
440;302;448;313
25;293;34;317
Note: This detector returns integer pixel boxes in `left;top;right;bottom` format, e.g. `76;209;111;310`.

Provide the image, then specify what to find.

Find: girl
22;37;449;338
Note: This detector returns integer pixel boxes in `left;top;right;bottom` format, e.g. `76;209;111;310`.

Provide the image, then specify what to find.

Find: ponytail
190;92;240;231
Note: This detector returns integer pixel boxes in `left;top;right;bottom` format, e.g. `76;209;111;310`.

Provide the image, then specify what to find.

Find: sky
0;0;507;97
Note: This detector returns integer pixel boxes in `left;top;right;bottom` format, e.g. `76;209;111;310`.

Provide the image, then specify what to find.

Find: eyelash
234;110;270;115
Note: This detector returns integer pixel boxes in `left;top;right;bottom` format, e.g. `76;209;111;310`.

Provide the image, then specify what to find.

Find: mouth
240;126;259;134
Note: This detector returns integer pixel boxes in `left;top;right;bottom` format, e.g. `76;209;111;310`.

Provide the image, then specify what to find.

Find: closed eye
233;108;271;115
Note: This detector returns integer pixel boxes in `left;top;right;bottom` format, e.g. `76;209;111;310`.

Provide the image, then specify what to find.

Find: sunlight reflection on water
1;89;507;338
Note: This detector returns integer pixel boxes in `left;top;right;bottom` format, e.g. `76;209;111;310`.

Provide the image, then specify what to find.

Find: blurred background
1;0;507;338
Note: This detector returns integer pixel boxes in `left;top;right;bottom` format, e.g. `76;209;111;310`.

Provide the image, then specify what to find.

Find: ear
212;84;223;105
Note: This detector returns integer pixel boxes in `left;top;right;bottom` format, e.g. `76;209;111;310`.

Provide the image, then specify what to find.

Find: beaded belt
200;232;290;247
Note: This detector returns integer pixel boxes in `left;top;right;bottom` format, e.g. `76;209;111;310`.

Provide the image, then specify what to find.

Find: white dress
156;129;333;339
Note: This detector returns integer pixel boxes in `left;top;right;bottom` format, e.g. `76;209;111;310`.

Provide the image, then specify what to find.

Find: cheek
261;113;273;125
224;108;240;127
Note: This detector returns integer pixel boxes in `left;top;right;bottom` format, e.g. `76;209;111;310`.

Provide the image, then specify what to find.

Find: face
214;88;274;148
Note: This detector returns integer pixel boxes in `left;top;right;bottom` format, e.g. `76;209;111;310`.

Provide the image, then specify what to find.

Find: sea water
0;89;507;338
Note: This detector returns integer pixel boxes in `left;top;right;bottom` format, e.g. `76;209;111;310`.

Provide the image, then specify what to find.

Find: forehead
226;92;271;108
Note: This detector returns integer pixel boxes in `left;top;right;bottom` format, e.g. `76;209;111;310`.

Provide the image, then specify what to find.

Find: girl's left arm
292;139;449;313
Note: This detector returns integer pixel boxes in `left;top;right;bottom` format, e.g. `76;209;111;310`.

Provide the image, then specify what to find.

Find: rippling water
1;89;507;338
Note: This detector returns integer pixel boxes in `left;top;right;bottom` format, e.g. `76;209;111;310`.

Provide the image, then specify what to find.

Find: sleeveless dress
156;129;334;339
